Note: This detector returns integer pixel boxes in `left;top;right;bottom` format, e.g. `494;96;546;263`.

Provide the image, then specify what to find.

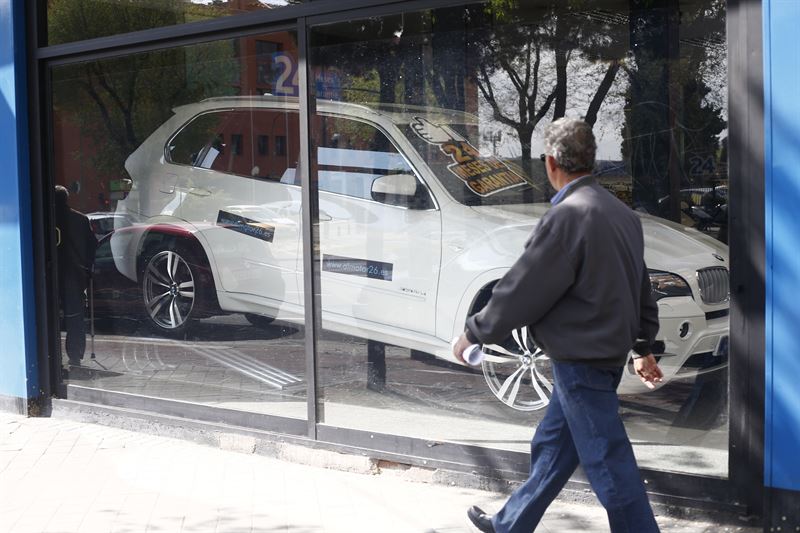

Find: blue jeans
492;361;660;533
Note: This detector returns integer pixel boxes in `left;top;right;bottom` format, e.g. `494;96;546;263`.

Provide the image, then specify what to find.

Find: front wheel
481;326;553;411
141;245;206;335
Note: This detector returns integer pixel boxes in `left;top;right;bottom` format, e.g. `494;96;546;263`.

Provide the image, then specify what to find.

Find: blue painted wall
764;0;800;492
0;0;38;402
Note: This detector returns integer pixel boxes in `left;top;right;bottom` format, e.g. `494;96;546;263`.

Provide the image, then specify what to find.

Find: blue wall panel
0;0;38;402
764;0;800;491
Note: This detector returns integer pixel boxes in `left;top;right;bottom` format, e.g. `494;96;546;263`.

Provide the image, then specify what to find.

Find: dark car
88;212;136;240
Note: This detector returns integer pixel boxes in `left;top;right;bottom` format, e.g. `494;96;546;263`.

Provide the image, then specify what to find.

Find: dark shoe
67;358;82;366
467;505;496;533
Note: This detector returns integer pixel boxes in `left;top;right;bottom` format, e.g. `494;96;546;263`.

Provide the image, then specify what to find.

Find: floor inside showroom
62;314;729;478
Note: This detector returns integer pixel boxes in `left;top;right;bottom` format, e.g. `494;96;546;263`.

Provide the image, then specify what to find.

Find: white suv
110;96;730;411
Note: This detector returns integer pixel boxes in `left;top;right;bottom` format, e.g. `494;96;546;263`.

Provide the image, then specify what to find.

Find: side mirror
371;173;420;207
371;173;418;197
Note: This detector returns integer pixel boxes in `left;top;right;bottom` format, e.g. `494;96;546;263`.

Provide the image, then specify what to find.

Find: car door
312;114;441;334
165;107;303;308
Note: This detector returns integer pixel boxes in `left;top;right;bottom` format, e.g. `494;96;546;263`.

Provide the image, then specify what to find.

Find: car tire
139;241;210;336
244;313;276;328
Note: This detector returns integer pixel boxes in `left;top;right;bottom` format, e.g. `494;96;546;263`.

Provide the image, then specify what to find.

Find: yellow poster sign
410;117;526;197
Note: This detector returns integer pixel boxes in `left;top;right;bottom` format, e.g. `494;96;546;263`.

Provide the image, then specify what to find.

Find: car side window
167;108;300;182
314;115;433;209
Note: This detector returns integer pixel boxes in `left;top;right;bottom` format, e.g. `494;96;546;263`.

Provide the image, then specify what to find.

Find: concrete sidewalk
0;413;757;533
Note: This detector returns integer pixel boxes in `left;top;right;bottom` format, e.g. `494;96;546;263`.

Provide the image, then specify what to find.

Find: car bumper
618;296;729;395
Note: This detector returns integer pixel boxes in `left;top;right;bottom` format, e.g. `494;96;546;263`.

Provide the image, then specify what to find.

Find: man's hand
633;354;664;389
452;332;472;364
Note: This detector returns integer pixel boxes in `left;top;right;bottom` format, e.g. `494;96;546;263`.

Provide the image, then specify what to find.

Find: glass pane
46;0;308;46
51;31;308;423
310;0;729;477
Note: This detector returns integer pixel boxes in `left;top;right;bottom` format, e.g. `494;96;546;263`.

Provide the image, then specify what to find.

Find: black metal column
727;0;766;518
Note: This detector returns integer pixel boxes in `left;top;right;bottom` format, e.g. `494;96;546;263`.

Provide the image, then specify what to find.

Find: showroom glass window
309;0;730;477
50;31;310;424
45;0;310;46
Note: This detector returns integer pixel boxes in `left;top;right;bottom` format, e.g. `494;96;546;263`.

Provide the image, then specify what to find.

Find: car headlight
648;270;693;301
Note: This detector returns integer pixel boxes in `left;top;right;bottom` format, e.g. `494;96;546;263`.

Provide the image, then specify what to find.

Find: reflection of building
53;27;297;214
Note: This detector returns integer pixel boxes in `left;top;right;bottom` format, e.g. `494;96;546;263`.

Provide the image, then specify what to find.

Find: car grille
697;267;729;305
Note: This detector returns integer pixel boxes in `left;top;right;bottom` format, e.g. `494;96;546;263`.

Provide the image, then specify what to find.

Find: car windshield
399;114;551;206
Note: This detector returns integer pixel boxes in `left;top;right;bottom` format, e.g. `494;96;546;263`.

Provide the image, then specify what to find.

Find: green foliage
48;0;185;44
50;0;239;179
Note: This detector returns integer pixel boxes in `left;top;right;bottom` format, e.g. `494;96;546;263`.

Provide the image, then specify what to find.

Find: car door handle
188;187;212;197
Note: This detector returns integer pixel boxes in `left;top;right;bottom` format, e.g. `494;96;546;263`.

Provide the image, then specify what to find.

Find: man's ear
546;155;558;173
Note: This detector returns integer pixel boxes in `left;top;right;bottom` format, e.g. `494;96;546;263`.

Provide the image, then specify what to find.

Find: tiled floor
0;413;755;533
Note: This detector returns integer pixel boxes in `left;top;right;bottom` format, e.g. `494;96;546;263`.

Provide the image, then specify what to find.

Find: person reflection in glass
55;185;97;366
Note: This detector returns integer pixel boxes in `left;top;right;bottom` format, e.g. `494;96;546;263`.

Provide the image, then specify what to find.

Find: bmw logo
713;253;725;262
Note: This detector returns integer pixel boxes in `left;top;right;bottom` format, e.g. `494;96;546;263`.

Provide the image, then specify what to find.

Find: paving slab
0;413;757;533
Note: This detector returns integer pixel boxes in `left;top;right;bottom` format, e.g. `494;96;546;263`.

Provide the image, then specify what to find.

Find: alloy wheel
481;326;553;411
143;250;196;330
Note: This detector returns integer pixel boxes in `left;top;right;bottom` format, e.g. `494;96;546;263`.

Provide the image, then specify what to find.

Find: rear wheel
481;326;553;411
245;313;276;328
140;243;208;335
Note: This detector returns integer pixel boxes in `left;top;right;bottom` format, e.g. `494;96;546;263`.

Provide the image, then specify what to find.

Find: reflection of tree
50;0;239;179
309;1;726;226
464;4;627;176
49;0;183;43
427;8;469;111
48;0;305;44
310;13;427;107
623;0;726;220
472;16;558;177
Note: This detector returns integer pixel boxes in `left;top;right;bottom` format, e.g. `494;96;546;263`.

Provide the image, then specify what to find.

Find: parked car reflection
96;96;729;411
658;185;728;244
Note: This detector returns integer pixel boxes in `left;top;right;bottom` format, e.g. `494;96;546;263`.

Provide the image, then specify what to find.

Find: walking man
453;118;664;533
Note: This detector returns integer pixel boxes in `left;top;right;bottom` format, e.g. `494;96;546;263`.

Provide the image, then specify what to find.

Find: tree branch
529;47;542;124
476;66;519;129
77;79;127;150
533;87;558;125
498;55;526;95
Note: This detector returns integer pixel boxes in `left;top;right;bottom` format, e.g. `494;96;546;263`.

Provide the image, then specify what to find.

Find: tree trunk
585;61;620;126
552;14;570;120
377;49;398;104
518;125;534;179
403;42;424;106
626;0;680;217
553;47;568;120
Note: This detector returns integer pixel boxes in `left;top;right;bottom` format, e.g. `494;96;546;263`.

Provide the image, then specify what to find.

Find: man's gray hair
543;118;597;174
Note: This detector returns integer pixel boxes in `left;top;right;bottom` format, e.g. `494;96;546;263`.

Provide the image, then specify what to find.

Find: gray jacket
465;177;659;368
